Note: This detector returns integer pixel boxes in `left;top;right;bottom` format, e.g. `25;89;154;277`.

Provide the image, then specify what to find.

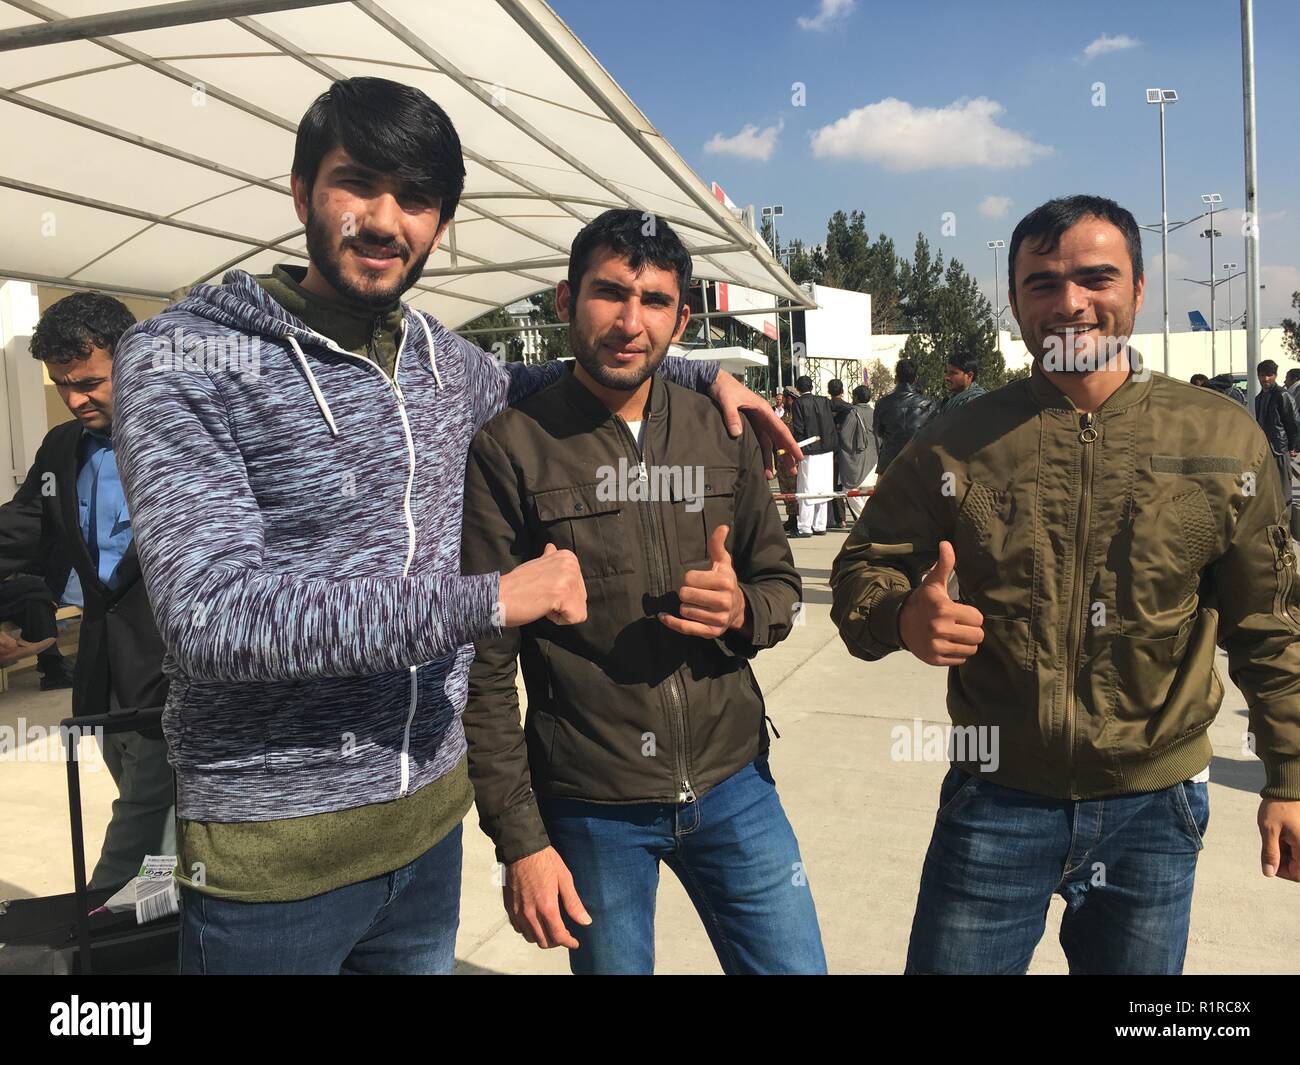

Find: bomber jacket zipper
1064;411;1098;794
291;320;422;798
614;414;696;804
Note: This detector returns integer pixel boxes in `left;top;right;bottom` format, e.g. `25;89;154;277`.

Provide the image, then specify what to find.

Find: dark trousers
830;453;846;527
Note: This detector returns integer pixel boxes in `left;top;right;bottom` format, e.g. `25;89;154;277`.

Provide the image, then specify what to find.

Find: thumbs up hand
897;540;985;666
659;525;747;639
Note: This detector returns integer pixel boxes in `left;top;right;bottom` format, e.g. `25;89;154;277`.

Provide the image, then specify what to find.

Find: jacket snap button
574;502;584;513
704;484;712;492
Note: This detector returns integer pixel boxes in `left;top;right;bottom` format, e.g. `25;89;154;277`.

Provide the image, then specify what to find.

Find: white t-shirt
624;419;645;453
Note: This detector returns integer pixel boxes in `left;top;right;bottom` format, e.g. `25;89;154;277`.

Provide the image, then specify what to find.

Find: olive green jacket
831;364;1300;800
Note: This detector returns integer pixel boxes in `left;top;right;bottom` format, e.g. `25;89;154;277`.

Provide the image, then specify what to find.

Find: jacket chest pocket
672;465;737;566
532;483;633;580
951;480;1006;604
1122;485;1218;627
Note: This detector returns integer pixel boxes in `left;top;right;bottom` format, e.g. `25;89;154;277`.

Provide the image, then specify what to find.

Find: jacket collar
1026;348;1154;413
557;360;666;427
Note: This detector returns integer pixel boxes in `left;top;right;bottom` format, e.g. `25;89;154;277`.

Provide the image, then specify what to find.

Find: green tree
892;235;1004;395
459;304;523;363
1282;290;1300;360
530;287;570;361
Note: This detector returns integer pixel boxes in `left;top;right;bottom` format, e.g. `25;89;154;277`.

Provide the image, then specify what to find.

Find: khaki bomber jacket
830;364;1300;800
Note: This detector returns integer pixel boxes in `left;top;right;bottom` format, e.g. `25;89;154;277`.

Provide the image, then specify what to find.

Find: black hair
30;291;136;365
827;378;844;397
795;375;814;393
1285;368;1300;385
1258;359;1278;376
895;358;917;386
946;352;980;378
851;384;872;404
566;208;693;311
293;77;466;222
1008;195;1143;296
1190;373;1209;386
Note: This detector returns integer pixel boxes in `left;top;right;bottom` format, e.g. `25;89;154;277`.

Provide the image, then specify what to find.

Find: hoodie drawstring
285;334;339;437
417;313;444;391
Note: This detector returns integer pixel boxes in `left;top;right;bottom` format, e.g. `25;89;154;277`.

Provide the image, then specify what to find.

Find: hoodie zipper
614;413;696;804
1064;411;1098;795
291;320;421;798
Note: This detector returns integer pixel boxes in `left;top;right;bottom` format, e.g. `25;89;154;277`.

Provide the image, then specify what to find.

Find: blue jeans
906;766;1210;975
538;758;826;975
178;824;462;974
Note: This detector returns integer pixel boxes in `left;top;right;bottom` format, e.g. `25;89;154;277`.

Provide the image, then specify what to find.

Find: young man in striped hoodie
111;76;797;974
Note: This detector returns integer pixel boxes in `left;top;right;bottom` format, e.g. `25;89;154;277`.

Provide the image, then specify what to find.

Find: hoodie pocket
951;480;1011;609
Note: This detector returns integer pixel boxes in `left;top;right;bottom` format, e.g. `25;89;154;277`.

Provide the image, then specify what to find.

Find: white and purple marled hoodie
111;269;717;823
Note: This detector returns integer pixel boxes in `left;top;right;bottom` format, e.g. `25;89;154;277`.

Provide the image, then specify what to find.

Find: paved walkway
2;531;1296;973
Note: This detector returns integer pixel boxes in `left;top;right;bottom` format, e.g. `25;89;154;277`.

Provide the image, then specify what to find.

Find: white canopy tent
0;0;812;329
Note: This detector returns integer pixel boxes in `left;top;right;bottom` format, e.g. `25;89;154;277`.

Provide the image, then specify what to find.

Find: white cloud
797;0;856;31
1149;250;1188;277
979;195;1012;219
1080;34;1140;62
809;97;1052;172
703;119;783;162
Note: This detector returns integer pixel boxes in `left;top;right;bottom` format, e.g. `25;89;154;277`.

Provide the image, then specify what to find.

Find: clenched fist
497;543;588;627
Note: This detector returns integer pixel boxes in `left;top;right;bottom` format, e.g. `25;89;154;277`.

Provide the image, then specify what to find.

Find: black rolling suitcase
0;707;178;974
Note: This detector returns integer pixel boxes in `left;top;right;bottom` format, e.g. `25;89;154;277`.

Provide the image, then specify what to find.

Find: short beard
570;330;668;392
304;205;430;308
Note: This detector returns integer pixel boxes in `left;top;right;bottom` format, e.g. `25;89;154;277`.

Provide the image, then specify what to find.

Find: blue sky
552;0;1299;334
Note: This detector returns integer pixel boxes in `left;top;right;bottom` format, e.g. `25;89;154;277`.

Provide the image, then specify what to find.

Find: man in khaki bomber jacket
831;195;1300;975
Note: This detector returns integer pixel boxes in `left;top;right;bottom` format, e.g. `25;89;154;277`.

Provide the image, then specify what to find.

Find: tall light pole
1222;262;1239;370
1146;87;1178;374
986;239;1005;365
1199;193;1222;373
762;204;785;392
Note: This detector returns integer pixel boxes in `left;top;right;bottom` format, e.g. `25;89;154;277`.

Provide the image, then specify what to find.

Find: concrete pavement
2;530;1296;973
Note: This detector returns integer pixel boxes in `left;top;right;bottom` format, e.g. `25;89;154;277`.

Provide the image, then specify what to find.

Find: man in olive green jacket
831;195;1300;975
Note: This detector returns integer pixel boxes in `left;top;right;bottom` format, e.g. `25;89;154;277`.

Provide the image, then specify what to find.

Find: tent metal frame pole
0;175;304;252
8;0;299;132
418;243;744;278
0;89;291;195
496;0;813;312
0;0;343;52
2;0;802;320
0;270;170;302
246;10;739;271
459;305;793;337
354;0;740;286
231;14;593;266
462;192;734;244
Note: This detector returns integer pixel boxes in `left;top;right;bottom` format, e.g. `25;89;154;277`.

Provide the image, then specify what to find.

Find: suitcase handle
60;707;167;974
